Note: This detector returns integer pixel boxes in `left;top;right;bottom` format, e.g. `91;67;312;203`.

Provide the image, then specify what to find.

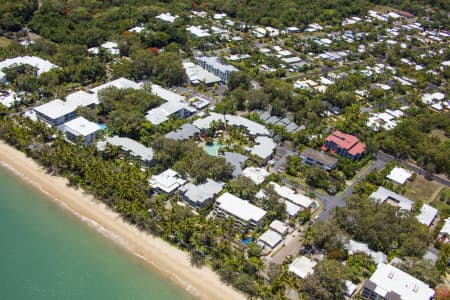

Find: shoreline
0;141;244;300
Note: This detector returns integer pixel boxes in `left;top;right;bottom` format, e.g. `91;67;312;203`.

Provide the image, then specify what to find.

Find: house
345;239;388;265
289;256;317;279
0;56;58;81
165;124;200;141
215;192;266;230
361;263;434;300
186;26;210;38
179;179;224;208
269;220;289;236
183;61;221;86
249;136;276;165
270;182;313;209
242;167;270;185
0;90;21;108
367;109;404;131
91;77;142;95
386;167;412;185
156;13;178;23
300;147;338;171
34;91;98;126
195;56;238;83
323;130;365;160
62;117;101;145
257;229;283;250
370;187;438;226
149;169;187;194
96;136;154;166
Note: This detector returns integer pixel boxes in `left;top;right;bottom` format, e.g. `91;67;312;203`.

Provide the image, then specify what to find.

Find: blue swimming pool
203;141;223;156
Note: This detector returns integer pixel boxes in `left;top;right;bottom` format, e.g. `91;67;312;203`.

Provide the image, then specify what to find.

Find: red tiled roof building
323;130;365;160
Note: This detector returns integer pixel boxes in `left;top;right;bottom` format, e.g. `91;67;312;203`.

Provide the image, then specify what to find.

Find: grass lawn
0;37;11;47
430;129;449;142
403;174;443;203
431;188;450;217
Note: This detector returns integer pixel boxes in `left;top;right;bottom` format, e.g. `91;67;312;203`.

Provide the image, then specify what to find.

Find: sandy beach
0;141;244;300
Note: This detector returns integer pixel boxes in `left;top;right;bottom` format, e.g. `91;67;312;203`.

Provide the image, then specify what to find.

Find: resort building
0;90;21;108
386;167;413;185
257;229;283;250
215;192;267;231
149;169;187;194
0;56;58;81
249;136;276;165
224;152;248;178
179;179;224;209
195;56;238;83
270;182;314;209
361;263;434;300
242;167;270;185
323;130;365;160
193;112;270;136
369;187;438;226
300;147;338;171
62;117;101;145
96;136;154;166
183;61;221;86
269;220;289;236
91;77;142;95
34;91;98;126
289;256;317;279
164;124;200;141
145;84;193;125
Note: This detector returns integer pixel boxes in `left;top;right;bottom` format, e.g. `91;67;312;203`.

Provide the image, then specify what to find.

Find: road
281;153;392;221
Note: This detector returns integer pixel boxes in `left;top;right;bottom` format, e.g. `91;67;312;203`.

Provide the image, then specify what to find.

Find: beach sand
0;141;244;300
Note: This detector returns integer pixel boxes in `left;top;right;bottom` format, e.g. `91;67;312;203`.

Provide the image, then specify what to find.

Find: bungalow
215;192;266;231
289;256;317;279
300;147;338;171
149;169;187;194
179;179;224;209
62;117;101;145
323;130;365;160
386;167;412;185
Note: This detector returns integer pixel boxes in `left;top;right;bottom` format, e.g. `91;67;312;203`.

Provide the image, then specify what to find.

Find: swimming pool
203;141;223;156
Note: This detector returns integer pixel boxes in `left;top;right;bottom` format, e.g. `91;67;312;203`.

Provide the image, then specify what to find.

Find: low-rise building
367;109;404;131
62;117;101;145
195;56;238;83
386;167;413;185
242;167;270;185
257;229;283;250
149;169;187;194
183;61;221;86
289;256;317;279
164;124;200;141
270;182;313;209
438;217;450;243
0;56;58;81
361;263;434;300
179;179;224;209
96;136;154;166
300;147;338;171
323;130;365;160
249;136;276;165
215;192;266;230
370;187;438;226
269;220;289;236
224;152;248;178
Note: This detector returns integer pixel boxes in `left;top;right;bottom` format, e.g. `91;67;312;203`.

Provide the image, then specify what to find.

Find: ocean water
0;167;193;300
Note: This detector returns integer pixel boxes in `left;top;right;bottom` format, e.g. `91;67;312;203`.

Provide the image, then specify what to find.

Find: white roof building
250;136;276;161
96;136;154;164
270;182;313;209
370;187;438;226
91;78;142;94
215;192;266;227
386;167;412;185
0;56;58;78
183;61;221;85
62;117;101;145
149;169;187;194
346;239;388;265
178;179;224;208
187;26;210;38
242;167;270;185
362;263;434;300
269;220;289;236
0;90;20;108
193;112;270;136
257;229;283;249
367;109;404;131
100;41;119;55
289;256;317;279
440;217;450;236
156;13;178;23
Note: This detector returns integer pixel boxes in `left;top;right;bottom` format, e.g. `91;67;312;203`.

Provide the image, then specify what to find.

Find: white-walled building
149;169;187;194
62;117;101;145
96;136;154;166
195;56;238;83
243;167;270;185
289;256;317;279
0;56;58;81
270;182;314;209
386;167;412;185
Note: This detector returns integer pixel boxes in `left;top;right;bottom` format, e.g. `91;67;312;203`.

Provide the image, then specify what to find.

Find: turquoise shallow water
0;166;193;300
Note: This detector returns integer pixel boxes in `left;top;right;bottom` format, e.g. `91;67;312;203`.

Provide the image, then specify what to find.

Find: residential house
0;56;58;81
242;167;270;185
149;169;187;194
386;167;412;185
257;229;283;250
270;182;314;209
179;179;224;209
289;256;317;279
